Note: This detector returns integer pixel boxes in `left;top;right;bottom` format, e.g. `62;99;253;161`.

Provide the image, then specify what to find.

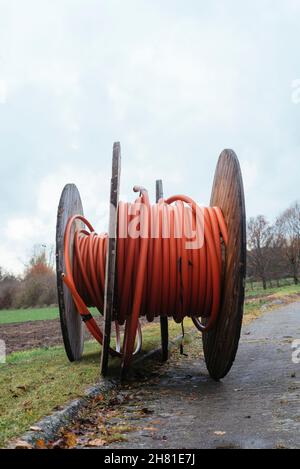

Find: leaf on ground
106;433;127;443
140;407;154;415
23;400;33;410
14;440;33;449
97;415;106;425
30;426;43;432
143;427;158;432
35;439;47;449
109;425;135;434
214;431;226;436
86;438;107;447
16;385;27;391
63;432;77;448
51;438;66;449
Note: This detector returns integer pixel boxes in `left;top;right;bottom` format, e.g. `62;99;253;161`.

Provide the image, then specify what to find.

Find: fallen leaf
143;427;158;432
106;434;127;443
94;394;104;402
35;439;47;449
109;425;135;434
51;438;65;449
86;438;106;447
97;415;105;425
64;432;77;448
214;431;226;436
30;426;43;432
14;440;33;449
17;385;27;391
23;400;33;410
140;407;153;415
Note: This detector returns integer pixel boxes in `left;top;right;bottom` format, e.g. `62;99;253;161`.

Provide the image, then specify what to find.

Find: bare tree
247;215;273;289
276;201;300;284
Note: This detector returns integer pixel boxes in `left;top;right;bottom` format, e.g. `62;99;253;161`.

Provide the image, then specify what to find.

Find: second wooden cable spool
56;144;246;380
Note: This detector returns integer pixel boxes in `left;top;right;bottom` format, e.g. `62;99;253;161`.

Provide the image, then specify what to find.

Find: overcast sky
0;0;300;273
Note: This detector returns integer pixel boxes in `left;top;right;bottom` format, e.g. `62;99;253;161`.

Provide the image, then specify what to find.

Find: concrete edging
9;331;189;447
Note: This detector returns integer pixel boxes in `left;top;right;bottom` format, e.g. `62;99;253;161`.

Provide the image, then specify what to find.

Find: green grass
0;307;59;324
0;278;298;326
0;307;102;325
1;279;300;446
245;278;299;298
0;319;193;447
244;282;300;324
246;283;300;299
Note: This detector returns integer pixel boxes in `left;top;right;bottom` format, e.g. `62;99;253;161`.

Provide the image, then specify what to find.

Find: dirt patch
0;316;159;355
0;319;64;354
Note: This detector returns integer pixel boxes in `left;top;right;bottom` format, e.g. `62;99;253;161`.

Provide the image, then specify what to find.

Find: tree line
247;201;300;289
0;200;299;310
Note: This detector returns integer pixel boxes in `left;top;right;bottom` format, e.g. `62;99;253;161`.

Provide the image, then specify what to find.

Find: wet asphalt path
75;302;300;449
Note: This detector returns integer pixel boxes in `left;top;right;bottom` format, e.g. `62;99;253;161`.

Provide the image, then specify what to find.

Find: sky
0;0;300;273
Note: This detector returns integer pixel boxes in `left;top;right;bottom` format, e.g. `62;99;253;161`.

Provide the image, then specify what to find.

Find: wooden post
156;179;169;362
100;142;121;376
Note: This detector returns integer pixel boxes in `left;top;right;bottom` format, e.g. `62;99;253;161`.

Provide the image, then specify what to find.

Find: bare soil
0;319;63;354
0;316;158;354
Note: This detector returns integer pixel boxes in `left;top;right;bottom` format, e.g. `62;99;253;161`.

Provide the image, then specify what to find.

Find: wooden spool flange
100;142;121;376
202;149;246;379
56;184;85;361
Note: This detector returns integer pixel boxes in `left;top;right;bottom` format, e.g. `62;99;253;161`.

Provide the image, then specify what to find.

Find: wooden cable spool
56;144;246;380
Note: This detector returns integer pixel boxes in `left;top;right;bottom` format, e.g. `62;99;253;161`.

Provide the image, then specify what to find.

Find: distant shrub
0;246;58;310
0;274;20;309
12;251;57;308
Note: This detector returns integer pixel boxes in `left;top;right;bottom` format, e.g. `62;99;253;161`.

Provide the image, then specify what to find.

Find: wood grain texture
202;149;246;379
100;142;121;376
56;184;84;361
156;179;169;362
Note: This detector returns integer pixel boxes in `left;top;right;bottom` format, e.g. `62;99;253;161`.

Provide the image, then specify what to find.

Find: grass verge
0;307;58;324
243;283;300;324
1;282;300;446
0;319;193;447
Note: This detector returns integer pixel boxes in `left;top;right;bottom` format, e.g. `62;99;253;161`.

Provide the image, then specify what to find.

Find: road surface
73;302;300;449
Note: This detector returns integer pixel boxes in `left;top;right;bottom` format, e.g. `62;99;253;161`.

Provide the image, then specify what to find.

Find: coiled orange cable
62;188;228;370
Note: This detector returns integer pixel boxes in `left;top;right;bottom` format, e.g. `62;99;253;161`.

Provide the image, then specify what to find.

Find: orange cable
62;188;228;370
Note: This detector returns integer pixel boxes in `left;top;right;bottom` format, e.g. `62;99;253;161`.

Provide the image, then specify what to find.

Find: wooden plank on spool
100;142;121;376
56;184;84;361
156;179;169;362
202;149;246;379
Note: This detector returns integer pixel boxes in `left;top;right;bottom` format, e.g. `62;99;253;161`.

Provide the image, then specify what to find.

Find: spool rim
202;148;246;379
56;183;85;362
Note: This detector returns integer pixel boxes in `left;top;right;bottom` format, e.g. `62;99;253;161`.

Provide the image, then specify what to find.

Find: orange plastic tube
63;190;228;371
